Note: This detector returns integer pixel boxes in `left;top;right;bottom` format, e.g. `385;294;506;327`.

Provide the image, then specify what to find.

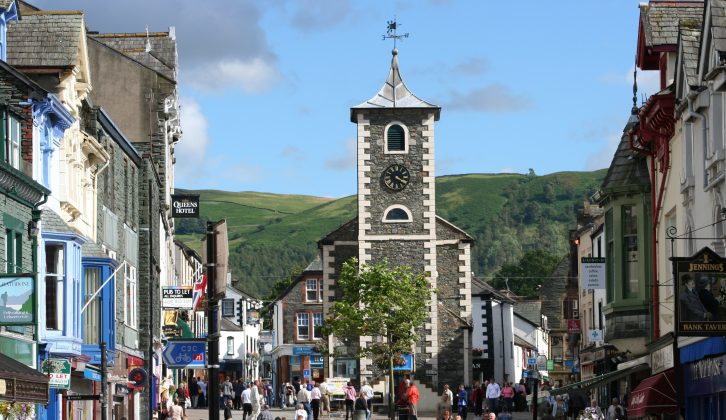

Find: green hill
177;169;606;297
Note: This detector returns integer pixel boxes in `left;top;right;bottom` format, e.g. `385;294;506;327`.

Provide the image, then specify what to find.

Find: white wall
472;296;515;383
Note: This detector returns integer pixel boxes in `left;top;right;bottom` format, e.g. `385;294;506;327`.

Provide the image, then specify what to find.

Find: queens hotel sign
671;247;726;336
171;194;200;218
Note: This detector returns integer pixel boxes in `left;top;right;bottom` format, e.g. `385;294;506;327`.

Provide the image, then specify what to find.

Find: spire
351;19;439;121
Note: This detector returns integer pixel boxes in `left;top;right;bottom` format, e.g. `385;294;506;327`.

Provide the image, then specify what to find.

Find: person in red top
472;382;484;416
501;382;515;414
405;381;420;419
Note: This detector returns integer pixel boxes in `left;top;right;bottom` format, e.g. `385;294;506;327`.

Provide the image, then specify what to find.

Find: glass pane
84;267;101;344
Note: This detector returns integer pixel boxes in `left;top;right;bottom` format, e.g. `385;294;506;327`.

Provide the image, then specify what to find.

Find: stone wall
281;275;323;344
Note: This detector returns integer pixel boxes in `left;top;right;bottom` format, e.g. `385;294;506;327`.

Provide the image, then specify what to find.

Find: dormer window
385;122;408;154
383;205;412;223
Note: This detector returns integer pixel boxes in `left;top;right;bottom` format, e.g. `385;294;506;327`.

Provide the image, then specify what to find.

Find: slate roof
640;1;704;47
92;32;177;81
352;48;440;121
471;277;515;303
41;208;76;234
599;118;651;194
678;24;702;87
710;0;726;53
81;242;107;259
221;317;244;332
7;11;84;68
513;301;541;326
539;257;569;330
304;253;323;272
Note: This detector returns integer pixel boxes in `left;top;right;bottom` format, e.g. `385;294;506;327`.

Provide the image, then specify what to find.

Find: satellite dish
264;343;272;353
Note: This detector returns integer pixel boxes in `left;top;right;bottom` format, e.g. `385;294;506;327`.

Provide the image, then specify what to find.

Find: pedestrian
169;399;183;420
343;381;356;420
551;395;567;420
471;382;483;416
224;399;234;420
588;399;604;418
222;377;235;408
606;398;622;420
456;384;467;420
234;379;245;410
360;380;374;420
295;403;308;420
354;391;369;420
252;380;264;420
297;379;312;420
258;405;275;420
198;377;207;408
501;382;514;414
496;406;512;420
438;384;453;420
319;379;330;415
265;380;274;406
405;380;419;420
440;409;453;420
515;379;527;412
243;384;254;420
485;378;501;414
189;378;199;410
175;382;188;414
311;383;322;420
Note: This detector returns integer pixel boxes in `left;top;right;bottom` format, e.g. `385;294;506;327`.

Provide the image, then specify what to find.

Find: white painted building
219;280;263;381
471;278;516;384
512;302;549;383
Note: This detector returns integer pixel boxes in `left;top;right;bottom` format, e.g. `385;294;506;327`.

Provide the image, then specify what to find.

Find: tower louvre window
387;124;405;151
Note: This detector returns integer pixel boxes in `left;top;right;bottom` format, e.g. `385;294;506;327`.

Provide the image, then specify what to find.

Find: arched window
385;123;407;153
383;205;412;223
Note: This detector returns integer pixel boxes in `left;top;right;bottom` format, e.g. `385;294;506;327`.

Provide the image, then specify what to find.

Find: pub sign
672;247;726;336
170;194;200;218
0;274;34;325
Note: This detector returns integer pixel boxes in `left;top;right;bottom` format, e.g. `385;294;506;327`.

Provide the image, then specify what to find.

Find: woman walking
353;391;370;420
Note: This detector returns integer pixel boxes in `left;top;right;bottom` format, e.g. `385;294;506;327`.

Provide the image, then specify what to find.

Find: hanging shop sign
162;286;194;309
45;358;71;389
672;247;726;336
170;194;200;218
567;319;581;333
581;257;606;289
247;308;261;325
0;275;34;325
128;367;148;388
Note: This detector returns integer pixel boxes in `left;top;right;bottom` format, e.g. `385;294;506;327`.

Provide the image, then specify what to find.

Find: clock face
382;164;410;191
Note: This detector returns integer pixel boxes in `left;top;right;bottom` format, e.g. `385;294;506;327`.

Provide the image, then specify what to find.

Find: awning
627;369;677;417
550;363;649;395
0;353;49;404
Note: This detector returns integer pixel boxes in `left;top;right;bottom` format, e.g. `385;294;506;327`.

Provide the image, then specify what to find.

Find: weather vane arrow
382;18;409;48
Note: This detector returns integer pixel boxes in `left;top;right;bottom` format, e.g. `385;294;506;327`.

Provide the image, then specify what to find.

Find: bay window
45;244;65;330
83;267;101;344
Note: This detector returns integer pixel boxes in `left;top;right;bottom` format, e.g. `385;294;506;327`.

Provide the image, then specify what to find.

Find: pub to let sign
170;194;200;218
581;257;605;289
46;358;71;389
162;287;193;309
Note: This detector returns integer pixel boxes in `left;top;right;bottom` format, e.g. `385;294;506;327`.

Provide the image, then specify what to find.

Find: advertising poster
581;257;606;289
673;247;726;336
0;275;34;325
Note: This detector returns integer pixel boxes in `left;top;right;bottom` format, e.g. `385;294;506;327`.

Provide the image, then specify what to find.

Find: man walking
360;380;374;420
486;378;501;414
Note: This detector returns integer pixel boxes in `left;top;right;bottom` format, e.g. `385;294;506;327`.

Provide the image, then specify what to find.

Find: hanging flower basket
0;402;36;420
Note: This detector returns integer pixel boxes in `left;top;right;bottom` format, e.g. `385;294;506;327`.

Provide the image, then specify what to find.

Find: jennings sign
170;194;200;218
672;247;726;336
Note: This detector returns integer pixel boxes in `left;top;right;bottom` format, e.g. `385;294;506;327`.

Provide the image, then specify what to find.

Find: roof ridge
93;32;170;38
23;10;83;15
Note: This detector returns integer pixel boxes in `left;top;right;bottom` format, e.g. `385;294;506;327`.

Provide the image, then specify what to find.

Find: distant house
219;277;263;381
512;301;549;384
271;255;324;390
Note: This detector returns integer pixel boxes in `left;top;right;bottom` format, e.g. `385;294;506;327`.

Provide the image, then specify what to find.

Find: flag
192;274;207;311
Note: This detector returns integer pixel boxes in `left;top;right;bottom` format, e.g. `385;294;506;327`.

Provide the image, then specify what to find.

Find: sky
33;0;660;198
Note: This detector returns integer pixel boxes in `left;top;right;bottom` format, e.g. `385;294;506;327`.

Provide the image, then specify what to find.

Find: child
296;403;307;420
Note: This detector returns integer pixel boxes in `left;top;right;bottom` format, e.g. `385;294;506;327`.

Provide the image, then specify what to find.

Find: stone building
271;256;325;388
319;48;474;396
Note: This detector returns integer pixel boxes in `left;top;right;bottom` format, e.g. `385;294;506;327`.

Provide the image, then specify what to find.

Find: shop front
627;333;678;419
680;337;726;419
0;352;49;418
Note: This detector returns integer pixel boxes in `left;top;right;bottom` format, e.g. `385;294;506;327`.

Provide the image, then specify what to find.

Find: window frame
221;299;235;317
622;205;639;298
312;312;324;339
296;312;310;341
227;336;234;355
382;205;413;223
384;121;409;154
45;243;65;331
124;264;137;329
5;228;22;273
305;279;322;303
83;266;102;344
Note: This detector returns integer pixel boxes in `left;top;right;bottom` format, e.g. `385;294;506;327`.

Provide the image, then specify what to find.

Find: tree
490;249;561;297
323;258;431;420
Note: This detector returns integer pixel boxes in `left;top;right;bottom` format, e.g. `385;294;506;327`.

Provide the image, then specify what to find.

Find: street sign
66;394;100;401
162;340;206;369
303;369;311;378
527;357;536;366
45;358;71;389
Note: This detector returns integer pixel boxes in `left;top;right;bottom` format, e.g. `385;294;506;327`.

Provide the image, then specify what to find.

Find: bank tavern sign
171;194;200;218
671;247;726;336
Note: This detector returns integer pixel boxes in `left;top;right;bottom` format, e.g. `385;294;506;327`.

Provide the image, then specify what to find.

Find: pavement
183;407;534;420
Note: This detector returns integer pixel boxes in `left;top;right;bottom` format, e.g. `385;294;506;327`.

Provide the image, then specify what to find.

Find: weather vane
382;18;409;48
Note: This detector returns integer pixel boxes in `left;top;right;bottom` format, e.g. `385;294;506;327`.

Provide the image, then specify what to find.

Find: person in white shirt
295;403;308;420
297;380;312;420
360;381;374;420
242;385;253;420
485;378;501;414
251;380;263;419
311;383;322;420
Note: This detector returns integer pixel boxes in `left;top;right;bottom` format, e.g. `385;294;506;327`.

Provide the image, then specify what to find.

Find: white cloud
184;58;280;93
445;84;533;113
599;67;660;98
585;133;621;170
281;145;304;159
177;97;209;167
325;138;356;171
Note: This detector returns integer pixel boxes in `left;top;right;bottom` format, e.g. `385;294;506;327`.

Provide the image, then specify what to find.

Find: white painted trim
382;204;413;223
383;121;409;154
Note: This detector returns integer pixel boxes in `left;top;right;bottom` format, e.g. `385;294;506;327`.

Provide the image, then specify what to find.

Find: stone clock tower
320;48;474;391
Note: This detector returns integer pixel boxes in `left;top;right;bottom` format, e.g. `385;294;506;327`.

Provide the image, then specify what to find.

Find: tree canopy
322;258;431;365
489;249;561;298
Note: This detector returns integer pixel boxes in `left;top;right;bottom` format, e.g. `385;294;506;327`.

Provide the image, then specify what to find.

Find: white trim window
227;336;234;355
102;207;119;251
45;244;65;331
297;313;309;341
306;279;322;303
313;313;324;339
221;299;235;317
124;264;137;328
6;113;21;170
382;205;413;223
384;121;409;154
